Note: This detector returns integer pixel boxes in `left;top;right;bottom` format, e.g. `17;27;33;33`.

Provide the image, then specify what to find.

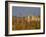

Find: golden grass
12;16;40;30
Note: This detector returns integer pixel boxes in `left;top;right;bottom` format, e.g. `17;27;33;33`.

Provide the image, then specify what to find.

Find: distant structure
28;16;30;23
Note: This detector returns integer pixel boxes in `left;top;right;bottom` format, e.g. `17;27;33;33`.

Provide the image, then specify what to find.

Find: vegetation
12;16;40;30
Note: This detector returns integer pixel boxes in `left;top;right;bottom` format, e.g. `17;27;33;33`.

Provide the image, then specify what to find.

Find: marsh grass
12;16;40;30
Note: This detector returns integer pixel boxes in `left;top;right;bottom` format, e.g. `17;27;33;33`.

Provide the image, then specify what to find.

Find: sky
12;6;40;17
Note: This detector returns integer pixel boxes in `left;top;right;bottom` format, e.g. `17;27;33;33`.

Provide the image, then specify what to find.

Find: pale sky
12;6;40;17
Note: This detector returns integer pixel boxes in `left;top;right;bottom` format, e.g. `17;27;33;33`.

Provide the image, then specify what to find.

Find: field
12;16;40;30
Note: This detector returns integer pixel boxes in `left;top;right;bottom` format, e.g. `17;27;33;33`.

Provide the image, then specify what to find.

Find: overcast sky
12;6;40;17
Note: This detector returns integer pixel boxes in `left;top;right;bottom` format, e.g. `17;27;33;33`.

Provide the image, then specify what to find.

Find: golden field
12;16;40;30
